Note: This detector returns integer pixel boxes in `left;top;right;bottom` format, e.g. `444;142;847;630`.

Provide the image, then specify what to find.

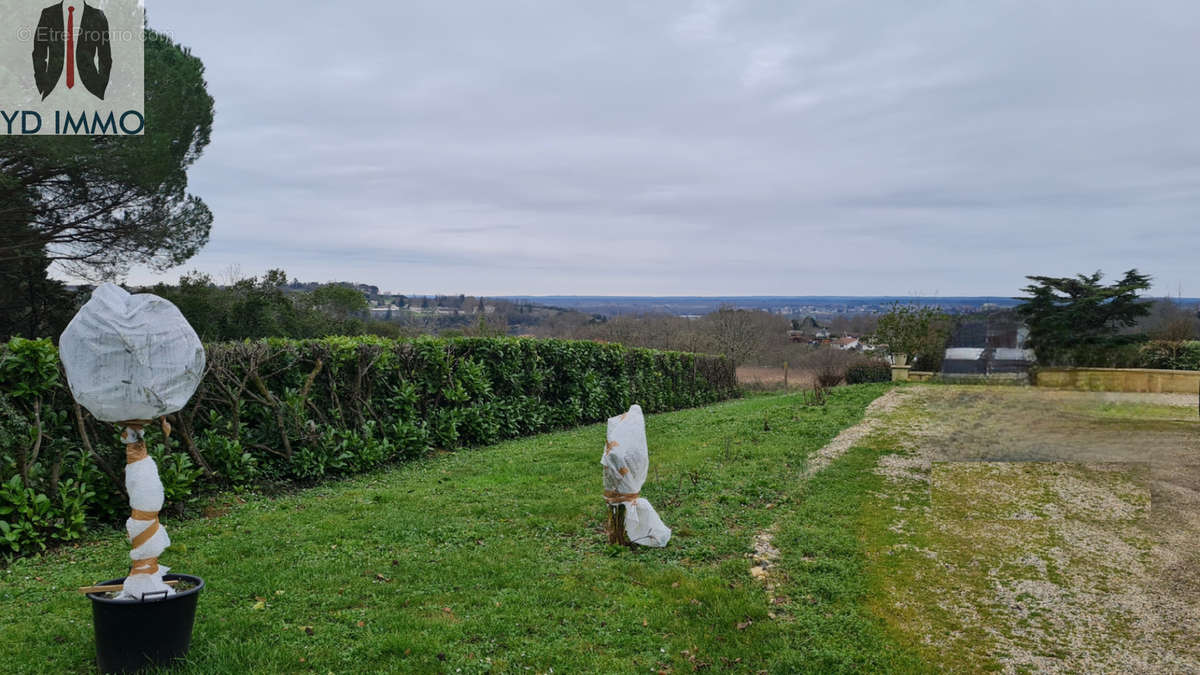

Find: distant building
788;326;833;344
941;312;1035;378
834;336;861;351
369;304;402;317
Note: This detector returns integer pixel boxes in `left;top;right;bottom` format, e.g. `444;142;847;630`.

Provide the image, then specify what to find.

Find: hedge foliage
1136;340;1200;371
1044;339;1200;370
846;361;892;385
0;336;737;558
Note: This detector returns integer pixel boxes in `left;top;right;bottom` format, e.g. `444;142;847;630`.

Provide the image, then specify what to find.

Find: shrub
801;348;854;389
1050;339;1146;368
0;336;737;559
873;304;952;369
1137;340;1200;371
846;360;892;384
1031;338;1200;371
195;416;258;486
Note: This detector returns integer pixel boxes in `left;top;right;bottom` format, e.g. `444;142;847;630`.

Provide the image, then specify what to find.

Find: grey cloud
115;1;1200;296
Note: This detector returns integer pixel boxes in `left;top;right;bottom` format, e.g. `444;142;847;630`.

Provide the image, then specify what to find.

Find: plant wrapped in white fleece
60;284;205;601
59;283;205;423
601;405;671;548
119;425;173;600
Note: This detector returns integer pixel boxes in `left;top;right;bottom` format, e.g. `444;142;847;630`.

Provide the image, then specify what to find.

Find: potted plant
59;284;207;673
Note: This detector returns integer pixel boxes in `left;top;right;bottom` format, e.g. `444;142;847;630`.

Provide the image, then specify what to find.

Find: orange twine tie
130;557;158;576
604;490;640;505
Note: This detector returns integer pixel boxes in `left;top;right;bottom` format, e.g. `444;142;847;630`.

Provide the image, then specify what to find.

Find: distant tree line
532;307;809;366
150;270;388;341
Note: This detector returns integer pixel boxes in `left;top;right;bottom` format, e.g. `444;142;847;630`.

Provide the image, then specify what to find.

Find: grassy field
0;384;925;673
735;366;816;391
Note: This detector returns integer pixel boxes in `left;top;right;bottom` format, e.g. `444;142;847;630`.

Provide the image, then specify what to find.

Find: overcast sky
125;1;1200;296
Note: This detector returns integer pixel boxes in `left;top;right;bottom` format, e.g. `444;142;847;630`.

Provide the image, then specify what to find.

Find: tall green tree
0;29;214;338
873;303;952;370
1016;269;1153;364
155;270;330;341
309;284;368;319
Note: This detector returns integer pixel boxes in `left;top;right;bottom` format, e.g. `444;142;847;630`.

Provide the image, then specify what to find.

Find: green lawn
0;384;922;673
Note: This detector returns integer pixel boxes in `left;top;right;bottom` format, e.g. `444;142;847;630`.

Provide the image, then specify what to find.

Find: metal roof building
941;311;1035;377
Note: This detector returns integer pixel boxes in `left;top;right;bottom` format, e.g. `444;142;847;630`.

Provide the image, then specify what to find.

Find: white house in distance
834;336;860;351
369;304;403;318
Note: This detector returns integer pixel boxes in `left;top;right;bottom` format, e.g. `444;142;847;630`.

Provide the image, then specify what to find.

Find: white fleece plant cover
121;447;172;600
59;283;205;423
602;405;671;547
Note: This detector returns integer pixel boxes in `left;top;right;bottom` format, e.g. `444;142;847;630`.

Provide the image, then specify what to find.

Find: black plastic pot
87;573;204;674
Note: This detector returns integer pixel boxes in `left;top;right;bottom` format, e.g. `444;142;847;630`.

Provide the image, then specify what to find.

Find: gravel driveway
867;385;1200;673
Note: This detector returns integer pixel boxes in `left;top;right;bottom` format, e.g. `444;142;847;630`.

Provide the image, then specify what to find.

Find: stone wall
1035;367;1200;393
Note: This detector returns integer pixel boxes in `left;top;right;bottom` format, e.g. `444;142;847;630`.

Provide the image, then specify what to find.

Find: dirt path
802;387;911;477
749;387;912;604
866;385;1200;673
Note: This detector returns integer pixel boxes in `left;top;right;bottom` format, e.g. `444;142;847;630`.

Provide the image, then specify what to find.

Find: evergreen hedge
0;336;737;557
1041;339;1200;370
1135;340;1200;371
845;360;892;384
